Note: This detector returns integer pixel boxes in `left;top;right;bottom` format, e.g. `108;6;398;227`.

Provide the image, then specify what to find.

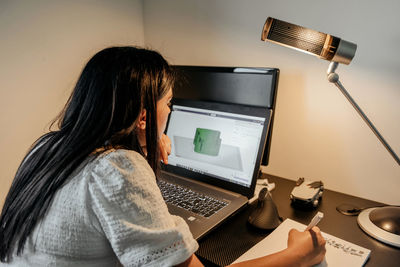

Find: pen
305;211;323;231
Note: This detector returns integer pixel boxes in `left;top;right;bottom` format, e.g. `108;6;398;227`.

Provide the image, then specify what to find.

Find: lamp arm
327;62;400;165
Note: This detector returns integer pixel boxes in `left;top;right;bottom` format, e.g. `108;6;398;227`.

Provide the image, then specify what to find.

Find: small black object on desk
248;187;282;230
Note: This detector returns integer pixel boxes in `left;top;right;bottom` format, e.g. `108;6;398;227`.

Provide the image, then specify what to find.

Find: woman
0;46;325;266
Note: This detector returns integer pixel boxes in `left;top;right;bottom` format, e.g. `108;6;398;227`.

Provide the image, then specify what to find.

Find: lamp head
261;17;357;65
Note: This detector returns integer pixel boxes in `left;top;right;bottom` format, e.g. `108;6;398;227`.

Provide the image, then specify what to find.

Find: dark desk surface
196;174;400;266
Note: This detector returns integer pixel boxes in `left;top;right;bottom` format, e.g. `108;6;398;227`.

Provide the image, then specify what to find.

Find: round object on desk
357;206;400;248
336;203;362;215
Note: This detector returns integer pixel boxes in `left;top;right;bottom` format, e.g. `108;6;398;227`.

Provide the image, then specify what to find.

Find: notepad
233;219;371;267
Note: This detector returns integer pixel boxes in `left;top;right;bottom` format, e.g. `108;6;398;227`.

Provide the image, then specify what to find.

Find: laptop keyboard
157;180;229;218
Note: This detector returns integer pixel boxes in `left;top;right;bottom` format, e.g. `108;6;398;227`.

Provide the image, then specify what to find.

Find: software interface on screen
166;104;265;187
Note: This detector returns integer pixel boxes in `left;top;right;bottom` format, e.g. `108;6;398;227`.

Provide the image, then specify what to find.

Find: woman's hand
159;134;172;164
287;226;326;267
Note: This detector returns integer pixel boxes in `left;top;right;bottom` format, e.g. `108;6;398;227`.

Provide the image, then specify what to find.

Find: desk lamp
261;17;400;247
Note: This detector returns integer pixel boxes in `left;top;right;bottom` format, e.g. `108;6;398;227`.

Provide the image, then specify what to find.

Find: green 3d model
193;128;221;156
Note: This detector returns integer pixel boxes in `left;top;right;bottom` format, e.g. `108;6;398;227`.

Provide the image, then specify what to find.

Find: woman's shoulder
94;148;149;171
88;148;155;188
96;148;144;160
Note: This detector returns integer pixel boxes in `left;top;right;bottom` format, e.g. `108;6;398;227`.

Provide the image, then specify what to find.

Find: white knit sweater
5;149;198;266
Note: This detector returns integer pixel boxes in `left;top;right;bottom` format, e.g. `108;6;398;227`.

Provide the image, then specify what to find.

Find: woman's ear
137;109;146;130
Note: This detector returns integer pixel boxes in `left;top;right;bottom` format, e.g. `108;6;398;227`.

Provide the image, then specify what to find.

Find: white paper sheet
233;219;370;267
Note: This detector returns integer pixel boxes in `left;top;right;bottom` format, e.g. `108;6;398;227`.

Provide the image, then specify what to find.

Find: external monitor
171;66;280;166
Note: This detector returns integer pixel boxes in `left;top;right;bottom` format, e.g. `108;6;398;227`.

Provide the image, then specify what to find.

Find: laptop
158;98;272;240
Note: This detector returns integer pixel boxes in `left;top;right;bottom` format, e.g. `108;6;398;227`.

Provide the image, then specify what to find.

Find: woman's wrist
280;247;306;267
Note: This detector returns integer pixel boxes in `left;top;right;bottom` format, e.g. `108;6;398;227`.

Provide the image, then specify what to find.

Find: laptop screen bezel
161;98;271;198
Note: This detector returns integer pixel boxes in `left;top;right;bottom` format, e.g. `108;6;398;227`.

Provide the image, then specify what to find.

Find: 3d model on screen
173;135;243;171
193;128;221;156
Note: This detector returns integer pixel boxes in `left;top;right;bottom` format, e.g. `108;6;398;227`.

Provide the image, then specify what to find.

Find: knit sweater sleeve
88;149;198;267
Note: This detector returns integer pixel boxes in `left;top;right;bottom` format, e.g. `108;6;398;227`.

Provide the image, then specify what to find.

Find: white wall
143;0;400;204
0;0;144;207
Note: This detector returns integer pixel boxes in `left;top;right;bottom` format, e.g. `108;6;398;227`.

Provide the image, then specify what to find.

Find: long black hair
0;46;174;262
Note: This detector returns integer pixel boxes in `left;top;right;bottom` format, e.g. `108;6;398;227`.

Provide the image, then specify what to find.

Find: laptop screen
163;99;271;197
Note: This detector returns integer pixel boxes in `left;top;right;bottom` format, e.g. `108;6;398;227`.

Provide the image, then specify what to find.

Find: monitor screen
172;66;279;166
